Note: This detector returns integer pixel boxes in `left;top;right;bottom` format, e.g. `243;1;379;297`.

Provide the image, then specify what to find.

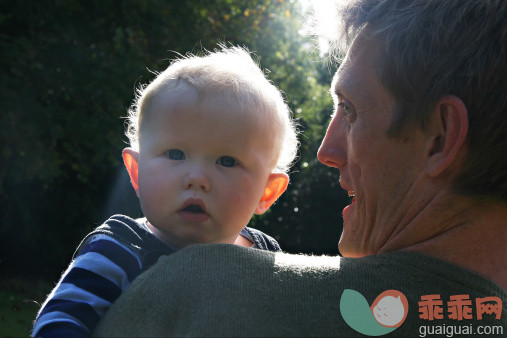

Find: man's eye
166;149;185;160
338;102;356;123
337;102;351;113
217;156;237;167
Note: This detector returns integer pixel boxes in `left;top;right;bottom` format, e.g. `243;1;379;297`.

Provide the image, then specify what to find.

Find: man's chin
338;240;354;257
338;227;354;257
338;238;368;258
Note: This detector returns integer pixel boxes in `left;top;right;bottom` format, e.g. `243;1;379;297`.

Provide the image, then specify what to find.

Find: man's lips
342;197;355;221
340;182;356;203
348;191;356;204
340;183;356;220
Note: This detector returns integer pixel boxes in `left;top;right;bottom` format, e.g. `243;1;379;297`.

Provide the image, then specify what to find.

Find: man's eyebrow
331;71;374;105
331;74;350;99
330;83;339;96
330;74;343;97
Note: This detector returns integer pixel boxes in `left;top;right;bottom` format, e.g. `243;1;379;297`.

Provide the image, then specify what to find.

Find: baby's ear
122;148;140;197
255;173;289;215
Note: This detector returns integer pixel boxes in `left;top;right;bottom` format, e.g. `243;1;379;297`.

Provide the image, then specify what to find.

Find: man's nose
183;168;211;192
317;116;347;169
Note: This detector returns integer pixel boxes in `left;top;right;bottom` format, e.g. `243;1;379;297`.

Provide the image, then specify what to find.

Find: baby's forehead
146;82;278;124
148;86;279;146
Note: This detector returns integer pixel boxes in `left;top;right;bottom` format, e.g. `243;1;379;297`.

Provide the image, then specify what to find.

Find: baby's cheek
139;178;171;212
230;189;247;206
241;176;254;190
230;179;256;209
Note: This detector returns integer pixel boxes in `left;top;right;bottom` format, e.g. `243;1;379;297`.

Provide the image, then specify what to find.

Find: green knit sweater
94;244;506;337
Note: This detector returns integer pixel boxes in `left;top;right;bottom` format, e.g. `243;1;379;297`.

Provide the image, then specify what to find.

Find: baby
32;46;298;337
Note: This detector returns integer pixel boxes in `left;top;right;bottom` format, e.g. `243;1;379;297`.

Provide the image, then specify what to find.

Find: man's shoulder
95;246;507;337
163;246;505;299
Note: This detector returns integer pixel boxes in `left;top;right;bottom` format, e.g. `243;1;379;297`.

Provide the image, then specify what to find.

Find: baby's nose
183;170;210;192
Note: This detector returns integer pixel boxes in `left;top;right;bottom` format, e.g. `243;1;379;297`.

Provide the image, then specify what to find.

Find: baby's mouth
178;199;210;223
181;204;205;213
179;198;208;214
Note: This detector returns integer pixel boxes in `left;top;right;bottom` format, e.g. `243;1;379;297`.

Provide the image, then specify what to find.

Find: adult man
94;1;506;336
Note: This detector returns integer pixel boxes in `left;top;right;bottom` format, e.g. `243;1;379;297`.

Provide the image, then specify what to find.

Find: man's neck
398;197;507;289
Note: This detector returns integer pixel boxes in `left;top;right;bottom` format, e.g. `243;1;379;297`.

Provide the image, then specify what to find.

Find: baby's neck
144;220;184;249
144;219;249;248
234;235;254;247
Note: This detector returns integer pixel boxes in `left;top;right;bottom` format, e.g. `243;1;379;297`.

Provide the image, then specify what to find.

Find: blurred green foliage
0;0;346;280
0;277;51;336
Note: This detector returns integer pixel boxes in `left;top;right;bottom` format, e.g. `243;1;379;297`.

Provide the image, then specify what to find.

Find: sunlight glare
300;0;337;56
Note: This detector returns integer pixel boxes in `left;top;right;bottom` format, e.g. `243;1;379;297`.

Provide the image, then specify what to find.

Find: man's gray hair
327;0;507;201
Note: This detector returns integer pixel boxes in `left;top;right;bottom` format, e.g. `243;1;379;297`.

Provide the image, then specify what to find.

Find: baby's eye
166;149;185;160
217;156;237;167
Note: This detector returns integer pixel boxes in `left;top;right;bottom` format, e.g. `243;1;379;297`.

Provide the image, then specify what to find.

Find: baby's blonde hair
126;45;298;173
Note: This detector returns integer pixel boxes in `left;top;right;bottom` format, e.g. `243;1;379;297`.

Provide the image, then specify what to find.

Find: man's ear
425;95;468;177
255;173;289;215
122;148;140;196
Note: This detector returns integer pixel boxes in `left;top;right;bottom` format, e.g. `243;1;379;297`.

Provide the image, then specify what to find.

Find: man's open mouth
348;190;356;203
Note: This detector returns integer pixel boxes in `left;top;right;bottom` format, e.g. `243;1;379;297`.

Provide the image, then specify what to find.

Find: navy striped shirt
32;215;281;337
